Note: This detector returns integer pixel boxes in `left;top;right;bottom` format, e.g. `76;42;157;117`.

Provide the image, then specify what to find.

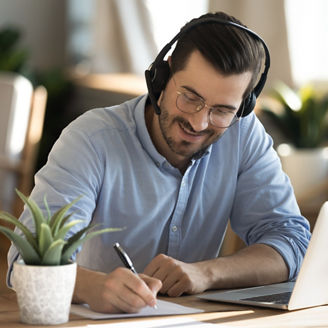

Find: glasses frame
173;78;244;128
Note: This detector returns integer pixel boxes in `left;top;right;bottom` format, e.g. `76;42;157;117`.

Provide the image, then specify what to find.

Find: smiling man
7;12;310;313
148;50;252;172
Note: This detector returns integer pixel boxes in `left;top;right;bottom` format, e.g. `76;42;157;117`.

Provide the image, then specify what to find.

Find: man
8;12;310;314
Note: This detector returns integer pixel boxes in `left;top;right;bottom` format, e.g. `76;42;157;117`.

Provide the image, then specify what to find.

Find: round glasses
175;90;242;128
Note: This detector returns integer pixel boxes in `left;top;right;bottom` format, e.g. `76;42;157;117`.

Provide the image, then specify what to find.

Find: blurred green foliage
0;26;74;171
0;27;29;74
261;81;328;149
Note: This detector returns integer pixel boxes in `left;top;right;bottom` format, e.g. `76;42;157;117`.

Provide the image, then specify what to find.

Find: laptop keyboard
242;291;292;304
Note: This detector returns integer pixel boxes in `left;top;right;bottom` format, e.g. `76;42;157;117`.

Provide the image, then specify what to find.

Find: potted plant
261;81;328;200
0;189;120;325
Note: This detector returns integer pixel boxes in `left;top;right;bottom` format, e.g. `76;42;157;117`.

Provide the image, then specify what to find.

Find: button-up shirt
7;95;310;286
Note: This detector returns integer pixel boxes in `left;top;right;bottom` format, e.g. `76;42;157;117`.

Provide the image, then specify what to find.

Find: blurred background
0;0;328;290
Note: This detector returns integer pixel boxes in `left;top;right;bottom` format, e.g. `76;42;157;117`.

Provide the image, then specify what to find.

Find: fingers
144;253;170;277
77;267;160;313
103;270;147;313
144;254;191;297
139;273;163;295
106;268;159;312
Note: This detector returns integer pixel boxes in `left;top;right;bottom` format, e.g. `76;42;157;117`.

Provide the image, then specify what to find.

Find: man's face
154;50;252;164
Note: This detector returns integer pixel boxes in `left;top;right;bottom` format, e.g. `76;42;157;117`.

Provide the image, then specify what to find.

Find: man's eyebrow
181;85;238;111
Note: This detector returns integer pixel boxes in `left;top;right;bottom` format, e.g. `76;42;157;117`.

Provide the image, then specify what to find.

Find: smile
178;122;205;142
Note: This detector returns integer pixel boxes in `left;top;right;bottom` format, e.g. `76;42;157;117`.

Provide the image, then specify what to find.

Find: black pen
113;242;138;274
113;242;158;309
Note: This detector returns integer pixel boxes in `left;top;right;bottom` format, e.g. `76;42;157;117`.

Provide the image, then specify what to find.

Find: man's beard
158;104;222;160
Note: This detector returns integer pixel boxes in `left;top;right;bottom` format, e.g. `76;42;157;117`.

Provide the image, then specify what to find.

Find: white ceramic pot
277;144;328;199
12;261;77;325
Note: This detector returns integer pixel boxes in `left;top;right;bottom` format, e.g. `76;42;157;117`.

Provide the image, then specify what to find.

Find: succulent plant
0;189;120;266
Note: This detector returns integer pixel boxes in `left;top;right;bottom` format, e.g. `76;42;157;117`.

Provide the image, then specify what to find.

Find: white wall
0;0;67;71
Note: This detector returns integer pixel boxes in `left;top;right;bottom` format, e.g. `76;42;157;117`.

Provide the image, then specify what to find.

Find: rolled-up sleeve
6;114;104;287
230;114;311;279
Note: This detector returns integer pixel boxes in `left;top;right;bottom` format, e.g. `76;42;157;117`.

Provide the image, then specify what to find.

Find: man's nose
187;107;210;132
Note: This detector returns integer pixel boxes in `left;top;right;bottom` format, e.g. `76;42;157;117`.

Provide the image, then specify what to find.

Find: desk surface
1;289;328;327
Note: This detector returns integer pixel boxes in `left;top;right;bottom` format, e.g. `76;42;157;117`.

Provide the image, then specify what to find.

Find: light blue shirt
7;95;310;286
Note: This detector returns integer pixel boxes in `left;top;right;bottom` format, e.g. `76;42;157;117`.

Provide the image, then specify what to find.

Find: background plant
0;190;120;265
261;81;328;148
0;25;74;174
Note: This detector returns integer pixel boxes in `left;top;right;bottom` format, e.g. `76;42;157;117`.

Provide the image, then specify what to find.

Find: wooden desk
1;289;328;327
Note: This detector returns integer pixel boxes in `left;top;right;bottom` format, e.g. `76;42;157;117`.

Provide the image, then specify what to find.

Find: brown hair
170;12;265;98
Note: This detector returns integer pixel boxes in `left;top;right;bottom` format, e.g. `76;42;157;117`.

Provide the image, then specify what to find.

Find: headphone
145;17;270;117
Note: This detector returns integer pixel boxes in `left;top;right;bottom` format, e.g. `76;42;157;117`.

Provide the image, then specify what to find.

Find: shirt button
155;161;160;167
171;225;178;232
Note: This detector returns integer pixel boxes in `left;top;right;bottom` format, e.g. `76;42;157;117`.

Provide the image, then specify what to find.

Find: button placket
167;175;189;258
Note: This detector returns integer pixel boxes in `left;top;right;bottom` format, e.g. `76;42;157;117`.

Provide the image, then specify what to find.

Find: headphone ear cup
145;60;170;115
149;61;170;96
240;92;256;117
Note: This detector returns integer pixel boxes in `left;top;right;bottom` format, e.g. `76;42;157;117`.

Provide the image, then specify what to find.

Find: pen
113;242;137;274
113;242;158;309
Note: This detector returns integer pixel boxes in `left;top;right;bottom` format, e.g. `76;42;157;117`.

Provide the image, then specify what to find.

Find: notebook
198;201;328;310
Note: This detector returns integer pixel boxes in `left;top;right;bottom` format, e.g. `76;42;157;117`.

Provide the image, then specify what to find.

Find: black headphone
145;17;270;117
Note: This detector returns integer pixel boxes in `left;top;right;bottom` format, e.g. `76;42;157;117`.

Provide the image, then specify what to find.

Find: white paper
87;317;216;327
70;299;204;320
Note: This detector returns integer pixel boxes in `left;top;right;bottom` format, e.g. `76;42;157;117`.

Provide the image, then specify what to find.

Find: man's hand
73;266;162;313
143;254;210;297
144;245;289;298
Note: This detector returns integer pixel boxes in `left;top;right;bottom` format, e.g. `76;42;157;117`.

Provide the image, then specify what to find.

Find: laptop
199;201;328;310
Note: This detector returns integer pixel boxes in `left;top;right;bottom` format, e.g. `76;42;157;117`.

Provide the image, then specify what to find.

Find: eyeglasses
173;81;243;128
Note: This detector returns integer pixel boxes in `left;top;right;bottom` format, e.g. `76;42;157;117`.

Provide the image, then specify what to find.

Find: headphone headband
145;16;270;116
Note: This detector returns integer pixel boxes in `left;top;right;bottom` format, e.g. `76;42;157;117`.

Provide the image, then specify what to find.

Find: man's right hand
73;266;162;313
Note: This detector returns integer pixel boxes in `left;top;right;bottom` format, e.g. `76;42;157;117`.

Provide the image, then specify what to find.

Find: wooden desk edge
1;290;328;327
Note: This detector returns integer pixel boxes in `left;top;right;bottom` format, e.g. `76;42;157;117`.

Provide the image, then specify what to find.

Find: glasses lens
176;92;203;113
176;91;241;128
210;111;239;128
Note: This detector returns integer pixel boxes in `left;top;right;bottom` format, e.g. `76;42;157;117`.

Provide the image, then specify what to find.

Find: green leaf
43;195;51;222
49;196;83;235
52;213;75;237
54;219;83;241
62;223;103;252
61;224;94;253
0;226;40;264
61;227;122;264
15;189;46;240
0;211;38;250
41;239;66;265
38;223;53;257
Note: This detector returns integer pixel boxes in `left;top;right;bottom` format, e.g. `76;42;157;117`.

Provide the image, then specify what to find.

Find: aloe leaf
54;219;83;241
43;195;51;222
0;226;41;264
49;196;83;235
62;223;100;253
61;227;122;264
39;223;53;257
0;211;38;250
54;213;75;233
15;189;46;239
42;239;66;265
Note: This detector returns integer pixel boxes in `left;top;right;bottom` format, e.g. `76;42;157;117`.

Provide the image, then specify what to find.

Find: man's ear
168;56;172;68
157;91;164;107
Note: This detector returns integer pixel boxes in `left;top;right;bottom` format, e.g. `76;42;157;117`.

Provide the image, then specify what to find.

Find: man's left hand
143;254;210;297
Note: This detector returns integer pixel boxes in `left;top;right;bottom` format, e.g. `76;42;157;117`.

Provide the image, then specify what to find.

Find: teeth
180;123;195;135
